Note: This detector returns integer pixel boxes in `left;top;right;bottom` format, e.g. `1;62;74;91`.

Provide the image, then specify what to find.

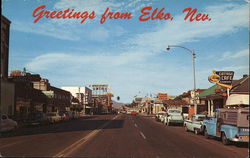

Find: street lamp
166;45;197;115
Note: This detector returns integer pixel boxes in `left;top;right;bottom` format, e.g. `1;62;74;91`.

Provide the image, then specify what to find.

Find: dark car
24;112;48;126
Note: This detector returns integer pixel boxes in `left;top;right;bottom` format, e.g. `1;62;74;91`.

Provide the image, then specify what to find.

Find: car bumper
169;120;184;123
229;136;249;142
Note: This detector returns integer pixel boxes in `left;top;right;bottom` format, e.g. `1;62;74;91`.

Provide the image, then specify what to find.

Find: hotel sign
208;70;234;89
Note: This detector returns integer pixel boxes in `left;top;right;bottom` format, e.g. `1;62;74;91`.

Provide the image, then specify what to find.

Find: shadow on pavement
0;117;124;138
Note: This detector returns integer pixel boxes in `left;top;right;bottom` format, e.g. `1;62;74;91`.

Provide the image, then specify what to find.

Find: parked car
0;114;18;132
184;114;206;134
155;111;166;122
59;111;70;121
203;108;249;145
65;111;74;119
46;112;61;123
164;109;184;126
24;112;48;126
72;111;80;119
160;113;167;123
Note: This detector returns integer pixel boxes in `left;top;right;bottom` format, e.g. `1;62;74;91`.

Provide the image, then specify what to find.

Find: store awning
199;84;223;98
226;94;249;105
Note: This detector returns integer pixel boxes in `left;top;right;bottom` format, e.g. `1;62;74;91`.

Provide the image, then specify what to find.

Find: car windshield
197;117;206;121
169;110;181;113
158;112;165;115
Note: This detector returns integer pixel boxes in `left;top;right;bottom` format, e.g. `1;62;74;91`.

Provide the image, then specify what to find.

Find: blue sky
2;0;249;103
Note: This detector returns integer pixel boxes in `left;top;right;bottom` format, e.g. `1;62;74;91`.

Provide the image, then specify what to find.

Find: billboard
90;84;109;94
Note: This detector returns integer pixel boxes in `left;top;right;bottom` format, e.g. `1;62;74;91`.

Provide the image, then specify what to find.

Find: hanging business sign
208;70;234;89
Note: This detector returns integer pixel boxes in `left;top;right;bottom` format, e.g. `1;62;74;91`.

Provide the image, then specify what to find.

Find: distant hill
112;100;125;109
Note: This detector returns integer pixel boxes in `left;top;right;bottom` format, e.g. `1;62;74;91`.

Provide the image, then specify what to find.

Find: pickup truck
184;114;206;135
203;107;249;145
164;109;184;126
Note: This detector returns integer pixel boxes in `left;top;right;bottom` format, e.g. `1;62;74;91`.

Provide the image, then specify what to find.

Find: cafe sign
208;70;234;89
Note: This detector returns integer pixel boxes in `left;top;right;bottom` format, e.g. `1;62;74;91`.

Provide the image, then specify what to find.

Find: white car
164;109;184;126
0;114;18;132
184;114;206;134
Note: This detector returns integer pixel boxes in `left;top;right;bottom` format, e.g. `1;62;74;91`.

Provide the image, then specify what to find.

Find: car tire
204;129;210;139
194;128;199;135
167;121;170;126
221;132;230;145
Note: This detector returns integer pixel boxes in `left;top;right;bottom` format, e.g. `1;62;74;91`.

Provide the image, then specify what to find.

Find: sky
2;0;249;103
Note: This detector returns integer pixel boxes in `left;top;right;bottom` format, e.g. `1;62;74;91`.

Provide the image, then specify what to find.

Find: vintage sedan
164;109;184;126
184;114;206;134
46;112;61;123
0;114;18;132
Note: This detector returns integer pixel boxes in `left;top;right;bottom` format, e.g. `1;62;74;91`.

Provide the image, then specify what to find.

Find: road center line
53;115;119;157
140;131;146;139
134;123;138;128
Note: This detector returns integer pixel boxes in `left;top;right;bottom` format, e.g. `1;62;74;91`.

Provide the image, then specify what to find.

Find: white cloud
12;21;81;41
25;51;196;102
88;25;126;41
129;3;248;53
53;0;152;15
219;49;249;61
12;20;126;42
54;0;122;15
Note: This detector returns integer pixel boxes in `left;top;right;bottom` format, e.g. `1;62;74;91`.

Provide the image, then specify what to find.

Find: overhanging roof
199;84;225;98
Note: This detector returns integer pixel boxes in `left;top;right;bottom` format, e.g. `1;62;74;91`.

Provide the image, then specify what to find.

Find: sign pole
192;50;197;115
227;88;230;98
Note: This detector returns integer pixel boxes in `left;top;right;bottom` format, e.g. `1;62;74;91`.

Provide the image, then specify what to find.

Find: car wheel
204;129;210;139
221;132;230;145
194;129;199;135
167;121;170;126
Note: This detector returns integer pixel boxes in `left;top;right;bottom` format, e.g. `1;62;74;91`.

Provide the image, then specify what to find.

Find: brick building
1;15;15;116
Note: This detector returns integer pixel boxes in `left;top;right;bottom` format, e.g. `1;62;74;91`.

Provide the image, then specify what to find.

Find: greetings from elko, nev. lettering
32;5;212;24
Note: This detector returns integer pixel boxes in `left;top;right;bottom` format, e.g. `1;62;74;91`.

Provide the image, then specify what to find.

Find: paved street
0;114;248;158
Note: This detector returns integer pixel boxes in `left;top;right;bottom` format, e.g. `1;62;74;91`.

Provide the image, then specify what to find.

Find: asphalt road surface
0;114;248;158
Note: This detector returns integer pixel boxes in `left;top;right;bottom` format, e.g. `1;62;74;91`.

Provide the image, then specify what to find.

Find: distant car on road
184;114;206;134
131;111;138;115
46;112;61;123
164;109;184;126
72;111;80;119
0;114;18;132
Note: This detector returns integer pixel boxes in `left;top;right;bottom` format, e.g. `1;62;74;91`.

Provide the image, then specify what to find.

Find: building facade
1;15;11;80
61;86;92;113
1;15;15;116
